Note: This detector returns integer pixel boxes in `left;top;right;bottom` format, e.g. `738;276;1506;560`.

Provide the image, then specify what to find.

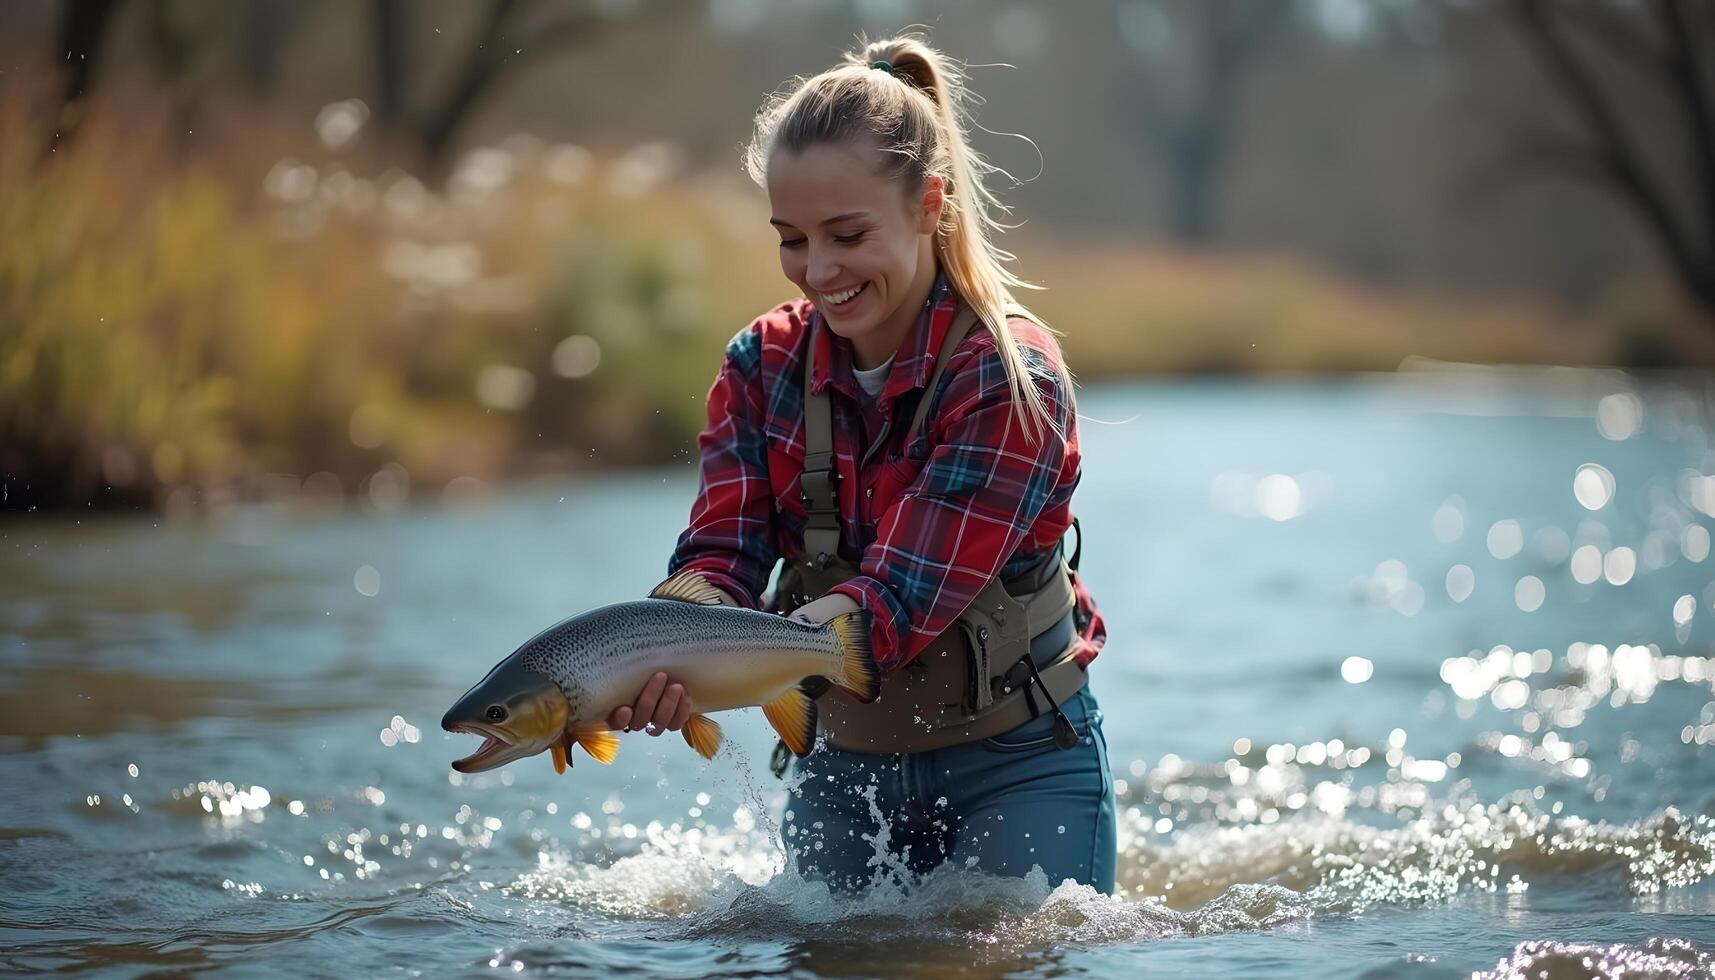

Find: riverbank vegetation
2;98;1708;515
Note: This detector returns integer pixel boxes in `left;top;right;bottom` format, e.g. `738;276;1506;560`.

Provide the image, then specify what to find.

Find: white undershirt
853;354;895;400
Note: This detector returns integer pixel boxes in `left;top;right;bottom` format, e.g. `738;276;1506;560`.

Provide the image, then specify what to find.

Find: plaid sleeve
828;342;1073;674
666;327;777;608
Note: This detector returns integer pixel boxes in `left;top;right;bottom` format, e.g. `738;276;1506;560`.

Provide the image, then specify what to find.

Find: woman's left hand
607;671;694;735
788;592;861;626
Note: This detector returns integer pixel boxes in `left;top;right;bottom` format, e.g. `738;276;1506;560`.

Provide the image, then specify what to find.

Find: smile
822;282;869;309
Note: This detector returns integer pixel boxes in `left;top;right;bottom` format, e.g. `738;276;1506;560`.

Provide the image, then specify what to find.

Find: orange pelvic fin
574;728;619;765
762;688;818;757
550;737;570;775
681;713;724;760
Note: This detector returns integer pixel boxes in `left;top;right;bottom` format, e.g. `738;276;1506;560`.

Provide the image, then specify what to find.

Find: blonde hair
742;31;1065;443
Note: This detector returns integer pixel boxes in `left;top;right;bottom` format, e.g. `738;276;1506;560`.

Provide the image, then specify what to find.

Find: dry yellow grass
2;94;1708;512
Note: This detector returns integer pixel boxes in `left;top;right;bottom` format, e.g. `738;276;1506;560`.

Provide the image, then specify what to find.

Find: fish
440;570;879;774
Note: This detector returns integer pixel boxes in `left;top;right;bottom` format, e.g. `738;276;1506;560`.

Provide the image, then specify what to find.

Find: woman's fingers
608;673;691;733
668;691;694;732
650;683;684;734
624;672;669;732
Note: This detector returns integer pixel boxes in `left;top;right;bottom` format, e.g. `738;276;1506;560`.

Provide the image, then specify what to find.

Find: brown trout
441;570;878;774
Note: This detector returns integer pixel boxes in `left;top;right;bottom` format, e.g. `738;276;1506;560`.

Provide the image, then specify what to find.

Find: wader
766;306;1090;770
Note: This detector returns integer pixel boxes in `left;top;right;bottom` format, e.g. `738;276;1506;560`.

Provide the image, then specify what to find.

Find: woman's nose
806;250;843;290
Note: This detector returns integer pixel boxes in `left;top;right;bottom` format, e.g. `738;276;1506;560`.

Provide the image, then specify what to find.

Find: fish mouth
441;658;571;773
445;722;538;773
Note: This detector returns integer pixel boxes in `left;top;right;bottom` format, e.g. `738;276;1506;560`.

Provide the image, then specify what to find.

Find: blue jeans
783;685;1116;893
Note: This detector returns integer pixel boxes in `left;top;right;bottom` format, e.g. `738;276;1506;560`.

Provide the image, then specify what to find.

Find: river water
3;373;1714;977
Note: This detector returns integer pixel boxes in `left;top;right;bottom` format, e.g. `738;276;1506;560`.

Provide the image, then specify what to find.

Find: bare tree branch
1554;0;1671;89
1658;0;1715;273
416;0;606;168
1505;0;1715;311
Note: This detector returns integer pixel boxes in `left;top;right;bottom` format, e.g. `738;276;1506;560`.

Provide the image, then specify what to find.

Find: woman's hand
788;592;861;626
607;671;693;735
607;579;741;734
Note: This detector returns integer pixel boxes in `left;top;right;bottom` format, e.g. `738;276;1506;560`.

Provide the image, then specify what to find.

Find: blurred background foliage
1;0;1711;514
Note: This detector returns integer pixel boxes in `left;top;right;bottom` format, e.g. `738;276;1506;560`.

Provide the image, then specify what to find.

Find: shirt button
866;488;874;499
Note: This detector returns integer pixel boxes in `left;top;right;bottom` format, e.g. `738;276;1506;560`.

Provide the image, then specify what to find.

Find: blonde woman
610;33;1115;893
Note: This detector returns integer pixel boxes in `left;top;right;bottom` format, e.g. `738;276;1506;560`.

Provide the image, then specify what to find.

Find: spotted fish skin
444;568;877;772
511;598;866;729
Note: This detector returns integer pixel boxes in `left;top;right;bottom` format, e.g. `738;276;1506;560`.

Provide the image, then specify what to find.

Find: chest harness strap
771;304;1088;766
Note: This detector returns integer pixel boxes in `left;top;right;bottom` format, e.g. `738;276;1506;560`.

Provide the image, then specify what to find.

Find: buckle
801;470;835;502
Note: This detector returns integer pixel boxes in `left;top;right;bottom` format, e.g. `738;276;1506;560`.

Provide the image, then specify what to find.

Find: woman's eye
777;234;863;248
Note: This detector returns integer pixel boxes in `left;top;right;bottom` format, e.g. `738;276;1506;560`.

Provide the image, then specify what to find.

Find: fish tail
826;610;879;703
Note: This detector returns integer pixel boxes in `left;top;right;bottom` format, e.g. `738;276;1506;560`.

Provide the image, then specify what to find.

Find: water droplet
1488;520;1524;560
1340;656;1374;684
1604;547;1637;586
1571;545;1603;584
1515;576;1546;612
1595;391;1642;439
354;565;381;597
1445;564;1475;603
1573;463;1616;511
1673;594;1696;626
1432;496;1465;543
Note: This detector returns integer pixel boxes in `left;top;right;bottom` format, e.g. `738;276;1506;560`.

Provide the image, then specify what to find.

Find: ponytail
742;30;1066;443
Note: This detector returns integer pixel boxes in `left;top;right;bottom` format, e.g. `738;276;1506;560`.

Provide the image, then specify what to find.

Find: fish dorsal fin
649;570;727;606
575;728;619;765
681;713;724;760
761;688;818;757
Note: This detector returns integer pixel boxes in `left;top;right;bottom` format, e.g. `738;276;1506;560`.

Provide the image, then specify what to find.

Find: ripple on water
8;376;1715;977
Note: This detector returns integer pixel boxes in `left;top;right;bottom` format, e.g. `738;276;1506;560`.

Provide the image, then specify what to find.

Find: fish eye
485;705;507;722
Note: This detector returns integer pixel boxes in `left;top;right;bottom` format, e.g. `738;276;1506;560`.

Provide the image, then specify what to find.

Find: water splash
1475;938;1713;979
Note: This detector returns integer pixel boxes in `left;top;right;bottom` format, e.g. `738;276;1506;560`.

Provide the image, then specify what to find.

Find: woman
608;34;1114;893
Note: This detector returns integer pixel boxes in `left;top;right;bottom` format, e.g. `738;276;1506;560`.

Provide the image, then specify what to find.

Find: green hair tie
870;59;895;75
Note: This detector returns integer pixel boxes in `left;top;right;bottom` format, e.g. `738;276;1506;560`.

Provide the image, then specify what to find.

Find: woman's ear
916;175;945;235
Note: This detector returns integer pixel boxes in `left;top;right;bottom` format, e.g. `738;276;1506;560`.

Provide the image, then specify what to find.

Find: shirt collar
808;269;958;412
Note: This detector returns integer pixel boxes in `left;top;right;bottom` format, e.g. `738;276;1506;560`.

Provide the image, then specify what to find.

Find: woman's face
767;140;943;367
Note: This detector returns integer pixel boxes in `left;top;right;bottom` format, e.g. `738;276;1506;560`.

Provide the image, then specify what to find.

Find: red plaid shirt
668;273;1106;676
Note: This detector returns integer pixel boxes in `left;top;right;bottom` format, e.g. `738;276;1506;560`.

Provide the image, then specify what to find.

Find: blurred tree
52;0;298;149
371;0;624;172
142;0;235;149
1500;0;1715;319
51;0;121;151
240;0;298;97
372;0;409;130
1117;0;1296;246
